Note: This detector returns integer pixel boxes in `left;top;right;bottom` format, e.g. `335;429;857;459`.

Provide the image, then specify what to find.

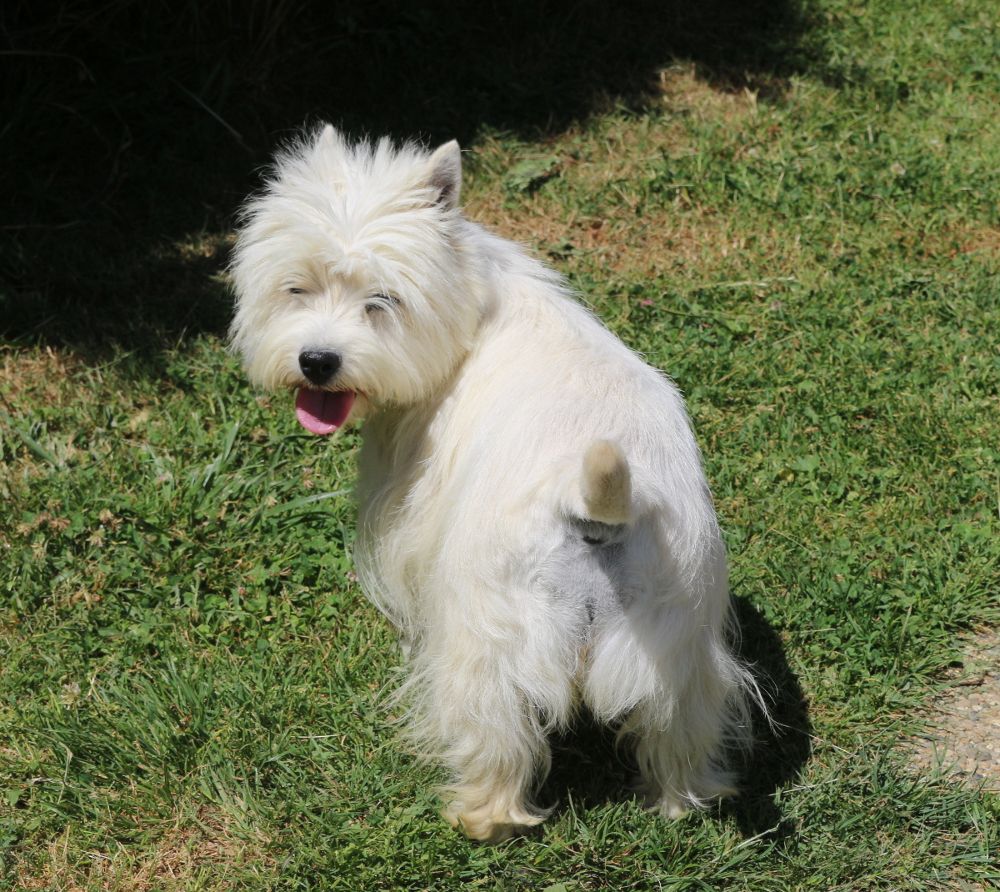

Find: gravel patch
912;629;1000;792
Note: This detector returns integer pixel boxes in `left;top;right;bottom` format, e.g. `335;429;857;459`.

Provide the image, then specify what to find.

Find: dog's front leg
407;612;556;843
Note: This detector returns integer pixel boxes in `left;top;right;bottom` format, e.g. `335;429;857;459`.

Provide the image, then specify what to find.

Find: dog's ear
427;140;462;210
319;124;339;148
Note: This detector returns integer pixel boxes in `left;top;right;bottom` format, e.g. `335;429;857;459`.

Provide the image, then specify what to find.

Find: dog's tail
580;440;632;525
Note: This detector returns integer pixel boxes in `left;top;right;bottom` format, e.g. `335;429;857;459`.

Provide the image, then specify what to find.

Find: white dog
230;127;759;841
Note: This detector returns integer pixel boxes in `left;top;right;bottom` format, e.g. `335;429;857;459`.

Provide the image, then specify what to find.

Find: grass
1;0;998;888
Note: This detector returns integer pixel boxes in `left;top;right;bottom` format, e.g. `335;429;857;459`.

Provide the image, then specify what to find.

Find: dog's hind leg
583;584;752;819
440;721;550;844
623;631;751;818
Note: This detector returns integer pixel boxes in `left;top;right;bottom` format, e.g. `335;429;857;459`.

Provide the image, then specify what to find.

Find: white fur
230;127;760;842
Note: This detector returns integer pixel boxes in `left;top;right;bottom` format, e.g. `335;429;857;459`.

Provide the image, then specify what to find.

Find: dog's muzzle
299;349;341;386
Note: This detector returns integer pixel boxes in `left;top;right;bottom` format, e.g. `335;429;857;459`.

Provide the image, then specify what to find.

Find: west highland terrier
230;127;759;841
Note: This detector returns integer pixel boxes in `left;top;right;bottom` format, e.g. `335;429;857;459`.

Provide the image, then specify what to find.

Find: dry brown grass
0;347;81;413
654;62;761;123
17;806;271;891
467;183;805;286
922;224;1000;262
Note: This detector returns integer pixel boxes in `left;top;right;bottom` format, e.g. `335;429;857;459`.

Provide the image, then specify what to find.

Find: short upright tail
581;440;632;525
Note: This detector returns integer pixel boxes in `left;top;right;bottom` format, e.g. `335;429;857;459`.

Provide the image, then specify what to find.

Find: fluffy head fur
230;127;764;842
230;126;479;412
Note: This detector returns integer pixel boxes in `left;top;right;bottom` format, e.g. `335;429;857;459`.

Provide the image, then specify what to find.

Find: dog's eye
365;293;401;314
287;287;308;296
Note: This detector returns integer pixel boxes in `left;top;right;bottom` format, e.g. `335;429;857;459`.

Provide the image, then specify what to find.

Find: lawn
1;0;998;889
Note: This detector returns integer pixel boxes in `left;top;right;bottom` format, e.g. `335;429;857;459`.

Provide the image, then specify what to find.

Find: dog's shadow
538;595;811;839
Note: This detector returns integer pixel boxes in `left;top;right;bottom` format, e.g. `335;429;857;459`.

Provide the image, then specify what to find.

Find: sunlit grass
2;0;998;888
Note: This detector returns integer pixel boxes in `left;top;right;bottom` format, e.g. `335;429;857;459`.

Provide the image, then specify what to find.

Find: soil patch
912;629;1000;792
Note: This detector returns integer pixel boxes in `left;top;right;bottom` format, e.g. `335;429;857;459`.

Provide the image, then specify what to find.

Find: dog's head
229;126;480;434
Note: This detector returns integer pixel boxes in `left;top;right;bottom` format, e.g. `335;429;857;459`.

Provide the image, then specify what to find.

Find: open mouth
294;388;356;435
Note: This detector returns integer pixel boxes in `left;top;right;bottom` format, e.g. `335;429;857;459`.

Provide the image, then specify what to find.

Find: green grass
2;0;998;888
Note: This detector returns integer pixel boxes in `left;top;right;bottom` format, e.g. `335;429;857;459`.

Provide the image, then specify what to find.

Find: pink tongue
294;389;356;435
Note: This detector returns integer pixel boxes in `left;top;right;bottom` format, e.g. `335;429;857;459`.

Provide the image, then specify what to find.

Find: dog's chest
354;408;461;599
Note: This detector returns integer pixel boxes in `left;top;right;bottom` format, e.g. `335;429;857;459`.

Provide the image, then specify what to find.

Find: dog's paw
442;797;546;843
633;774;737;820
650;794;694;820
657;785;739;819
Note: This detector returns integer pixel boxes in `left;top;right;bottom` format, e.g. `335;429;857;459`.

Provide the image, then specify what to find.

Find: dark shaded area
1;0;818;358
538;597;811;840
540;711;634;817
724;596;812;840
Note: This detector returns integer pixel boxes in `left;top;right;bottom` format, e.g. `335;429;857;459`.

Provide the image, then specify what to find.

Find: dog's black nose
298;349;342;385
